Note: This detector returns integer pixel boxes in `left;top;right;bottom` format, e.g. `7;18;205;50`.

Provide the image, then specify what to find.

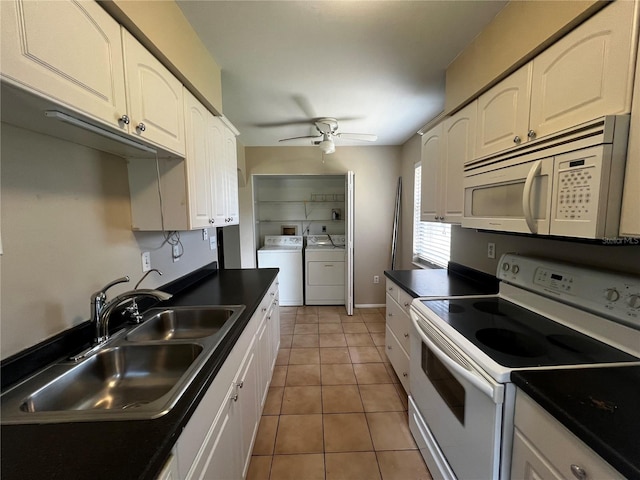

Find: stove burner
473;301;506;316
476;328;547;357
547;334;605;354
447;304;465;314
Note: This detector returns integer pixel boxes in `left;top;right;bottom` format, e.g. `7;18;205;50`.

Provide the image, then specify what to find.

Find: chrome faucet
91;275;172;345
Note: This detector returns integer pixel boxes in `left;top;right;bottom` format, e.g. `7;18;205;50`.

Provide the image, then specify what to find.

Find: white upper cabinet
529;0;638;140
475;0;637;160
184;89;215;229
421;101;476;224
476;64;533;159
442;102;476;223
420;123;443;222
212;120;240;226
122;31;185;157
0;0;127;130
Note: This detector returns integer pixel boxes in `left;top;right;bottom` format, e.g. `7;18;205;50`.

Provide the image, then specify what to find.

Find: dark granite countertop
384;262;499;298
0;267;279;480
512;366;640;480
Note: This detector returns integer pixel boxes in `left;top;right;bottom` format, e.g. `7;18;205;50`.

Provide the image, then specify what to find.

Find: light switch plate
209;235;216;250
172;245;180;262
202;229;208;240
141;252;151;272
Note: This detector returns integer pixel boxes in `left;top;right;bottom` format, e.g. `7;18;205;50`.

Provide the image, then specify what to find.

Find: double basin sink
1;305;245;424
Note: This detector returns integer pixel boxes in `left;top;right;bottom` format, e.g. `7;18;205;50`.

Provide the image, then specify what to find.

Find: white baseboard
355;304;386;308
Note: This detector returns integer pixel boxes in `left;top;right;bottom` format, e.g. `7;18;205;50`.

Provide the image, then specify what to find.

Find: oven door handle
522;160;542;234
412;315;504;404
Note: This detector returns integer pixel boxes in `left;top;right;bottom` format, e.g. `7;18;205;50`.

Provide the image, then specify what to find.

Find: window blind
413;163;451;268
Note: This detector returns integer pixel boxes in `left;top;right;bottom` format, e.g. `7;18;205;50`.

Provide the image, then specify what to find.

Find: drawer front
386;298;410;353
397;288;413;315
385;279;399;303
513;390;623;480
385;325;410;393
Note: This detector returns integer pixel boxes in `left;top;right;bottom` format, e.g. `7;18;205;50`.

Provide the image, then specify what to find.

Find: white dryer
257;236;303;306
305;235;345;305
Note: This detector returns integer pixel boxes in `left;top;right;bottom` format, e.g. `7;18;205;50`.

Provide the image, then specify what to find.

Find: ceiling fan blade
253;119;313;128
292;95;316;119
336;133;378;142
279;134;322;142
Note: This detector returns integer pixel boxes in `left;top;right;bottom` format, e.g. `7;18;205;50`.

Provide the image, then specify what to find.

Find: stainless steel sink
126;306;241;341
21;344;202;413
1;305;245;424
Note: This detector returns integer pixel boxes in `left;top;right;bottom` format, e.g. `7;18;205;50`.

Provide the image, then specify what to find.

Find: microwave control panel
554;152;602;223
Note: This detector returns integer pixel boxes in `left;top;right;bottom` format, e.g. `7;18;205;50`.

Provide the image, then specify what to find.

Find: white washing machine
305;235;345;305
257;236;303;306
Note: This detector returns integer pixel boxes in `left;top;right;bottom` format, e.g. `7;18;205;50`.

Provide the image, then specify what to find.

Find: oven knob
502;262;510;272
604;288;620;302
511;265;520;274
627;294;640;309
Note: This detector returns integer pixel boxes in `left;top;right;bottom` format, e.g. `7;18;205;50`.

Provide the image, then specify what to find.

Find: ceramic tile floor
247;306;433;480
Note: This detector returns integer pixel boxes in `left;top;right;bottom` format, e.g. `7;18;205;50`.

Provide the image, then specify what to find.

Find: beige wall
450;226;640;276
1;124;217;359
101;0;223;115
239;146;402;306
445;0;603;113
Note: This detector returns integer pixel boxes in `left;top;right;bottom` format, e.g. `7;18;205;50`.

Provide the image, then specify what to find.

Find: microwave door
462;158;553;234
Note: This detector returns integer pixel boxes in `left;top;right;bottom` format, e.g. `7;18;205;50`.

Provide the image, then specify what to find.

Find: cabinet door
237;337;259;479
183;89;213;228
530;0;637;140
123;31;185;156
476;63;532;159
0;0;127;130
224;127;240;225
511;428;563;480
420;123;443;222
256;315;270;410
188;382;240;480
442;101;476;224
209;115;228;226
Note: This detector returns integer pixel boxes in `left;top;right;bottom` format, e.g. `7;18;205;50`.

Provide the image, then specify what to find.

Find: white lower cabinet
511;389;623;480
384;279;412;393
173;278;279;480
157;451;180;480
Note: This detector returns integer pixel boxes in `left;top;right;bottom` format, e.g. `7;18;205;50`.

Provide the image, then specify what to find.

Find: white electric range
409;253;640;479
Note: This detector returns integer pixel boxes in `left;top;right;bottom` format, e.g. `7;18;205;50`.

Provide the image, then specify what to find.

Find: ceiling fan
278;118;378;154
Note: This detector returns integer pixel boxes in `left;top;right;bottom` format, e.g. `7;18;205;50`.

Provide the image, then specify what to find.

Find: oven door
409;311;505;480
463;156;554;235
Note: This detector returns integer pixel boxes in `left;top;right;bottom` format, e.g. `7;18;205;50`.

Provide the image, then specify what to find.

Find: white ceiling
177;1;507;147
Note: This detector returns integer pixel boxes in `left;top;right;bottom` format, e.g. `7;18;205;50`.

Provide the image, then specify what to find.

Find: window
413;163;451;268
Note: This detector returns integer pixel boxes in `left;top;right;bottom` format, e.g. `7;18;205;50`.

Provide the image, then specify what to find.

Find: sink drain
121;401;149;410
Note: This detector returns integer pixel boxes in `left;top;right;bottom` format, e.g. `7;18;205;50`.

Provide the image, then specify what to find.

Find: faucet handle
92;276;130;301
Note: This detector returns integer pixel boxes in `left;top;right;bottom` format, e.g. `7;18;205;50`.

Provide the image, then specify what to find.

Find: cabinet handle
527;129;537;140
136;122;146;132
513;135;521;144
119;114;130;125
570;464;587;480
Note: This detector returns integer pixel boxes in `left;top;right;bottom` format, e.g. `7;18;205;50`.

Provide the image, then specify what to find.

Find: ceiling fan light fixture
319;137;335;154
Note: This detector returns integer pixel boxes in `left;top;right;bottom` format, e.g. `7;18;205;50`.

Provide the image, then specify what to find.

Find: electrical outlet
209;235;216;250
172;244;180;262
373;275;380;284
322;225;327;233
202;229;208;240
141;252;151;272
487;242;496;259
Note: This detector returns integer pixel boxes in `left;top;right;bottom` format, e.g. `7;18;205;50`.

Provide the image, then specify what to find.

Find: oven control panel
498;253;640;328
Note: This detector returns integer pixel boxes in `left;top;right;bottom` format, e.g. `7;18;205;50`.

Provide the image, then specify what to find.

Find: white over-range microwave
462;116;630;239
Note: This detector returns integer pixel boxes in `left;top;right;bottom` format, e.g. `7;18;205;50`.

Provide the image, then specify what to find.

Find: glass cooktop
419;297;639;368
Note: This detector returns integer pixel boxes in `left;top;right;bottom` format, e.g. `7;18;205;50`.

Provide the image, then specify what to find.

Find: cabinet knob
387;345;392;350
527;129;537;140
404;333;409;338
404;302;410;307
136;122;146;132
402;372;408;377
119;114;130;125
209;218;215;224
262;307;267;312
570;464;587;480
388;313;393;317
513;135;521;144
237;380;244;389
231;393;238;402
